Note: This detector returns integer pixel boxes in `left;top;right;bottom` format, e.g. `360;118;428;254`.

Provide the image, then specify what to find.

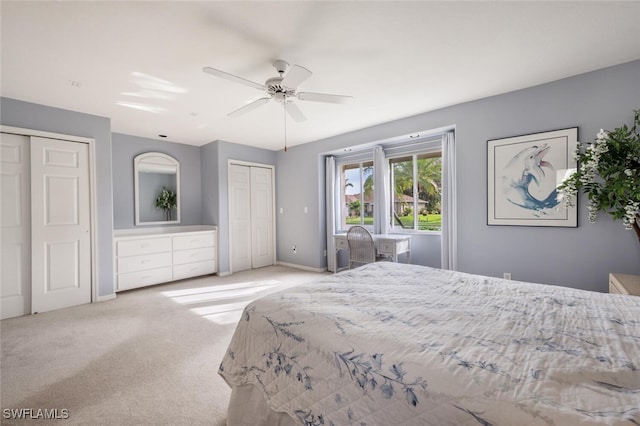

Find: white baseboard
276;261;327;273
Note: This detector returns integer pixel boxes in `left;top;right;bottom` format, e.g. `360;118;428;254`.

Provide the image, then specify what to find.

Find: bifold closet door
250;166;274;269
229;164;252;272
229;164;274;273
30;137;91;314
0;134;31;319
0;133;92;319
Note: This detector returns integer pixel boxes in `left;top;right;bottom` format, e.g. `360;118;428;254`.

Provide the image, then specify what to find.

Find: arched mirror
134;152;180;225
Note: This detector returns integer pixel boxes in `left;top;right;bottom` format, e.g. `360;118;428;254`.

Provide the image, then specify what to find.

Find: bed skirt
227;383;297;426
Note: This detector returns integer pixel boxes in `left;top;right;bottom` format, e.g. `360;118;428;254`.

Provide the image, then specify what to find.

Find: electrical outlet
292;245;297;254
503;272;512;280
323;249;327;257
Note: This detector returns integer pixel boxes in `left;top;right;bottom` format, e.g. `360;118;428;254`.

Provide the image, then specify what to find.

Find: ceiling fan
202;59;353;122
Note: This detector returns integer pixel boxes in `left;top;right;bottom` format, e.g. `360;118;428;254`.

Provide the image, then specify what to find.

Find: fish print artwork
501;142;561;214
488;128;578;226
492;132;574;221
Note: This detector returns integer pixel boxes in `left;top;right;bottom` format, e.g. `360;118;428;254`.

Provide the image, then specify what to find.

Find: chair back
347;226;375;267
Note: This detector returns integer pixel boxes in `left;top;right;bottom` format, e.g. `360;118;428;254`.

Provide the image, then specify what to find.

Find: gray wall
138;172;177;222
111;133;202;229
200;140;277;275
1;97;114;298
4;60;639;297
273;60;640;292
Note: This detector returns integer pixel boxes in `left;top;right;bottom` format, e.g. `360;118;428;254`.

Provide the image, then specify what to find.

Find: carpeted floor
0;265;327;425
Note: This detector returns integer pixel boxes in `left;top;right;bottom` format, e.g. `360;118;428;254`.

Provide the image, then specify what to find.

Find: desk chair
347;226;376;268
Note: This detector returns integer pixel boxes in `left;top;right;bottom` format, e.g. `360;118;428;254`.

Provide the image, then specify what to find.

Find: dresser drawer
117;252;172;274
609;278;625;294
609;273;640;296
173;233;214;251
377;241;395;254
117;237;172;257
173;260;216;280
117;266;173;291
173;247;214;265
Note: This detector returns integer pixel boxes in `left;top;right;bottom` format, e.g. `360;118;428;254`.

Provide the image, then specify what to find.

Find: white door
229;163;275;273
0;134;31;319
31;137;91;313
250;166;274;268
229;164;252;272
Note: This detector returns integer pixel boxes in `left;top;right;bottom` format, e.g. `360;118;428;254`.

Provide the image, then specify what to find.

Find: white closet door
229;164;252;272
250;166;274;268
31;137;91;313
0;134;31;319
229;163;275;273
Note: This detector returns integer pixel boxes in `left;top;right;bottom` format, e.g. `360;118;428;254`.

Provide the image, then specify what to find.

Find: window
340;161;374;229
331;133;447;235
390;153;442;231
327;130;455;272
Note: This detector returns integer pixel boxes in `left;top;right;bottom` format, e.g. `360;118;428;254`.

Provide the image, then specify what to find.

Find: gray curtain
326;156;337;272
441;131;457;270
373;146;390;234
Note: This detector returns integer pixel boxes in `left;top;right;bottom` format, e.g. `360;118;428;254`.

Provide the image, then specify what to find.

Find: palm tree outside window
341;161;374;229
390;153;442;231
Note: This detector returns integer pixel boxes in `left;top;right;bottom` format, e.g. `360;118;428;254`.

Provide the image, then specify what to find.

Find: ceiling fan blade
297;92;353;104
203;67;265;91
281;65;312;89
228;97;271;118
285;101;306;122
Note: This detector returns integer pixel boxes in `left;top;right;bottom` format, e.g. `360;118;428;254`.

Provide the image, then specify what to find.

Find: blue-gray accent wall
1;97;115;298
111;133;202;229
273;59;640;292
3;59;639;298
200;140;277;275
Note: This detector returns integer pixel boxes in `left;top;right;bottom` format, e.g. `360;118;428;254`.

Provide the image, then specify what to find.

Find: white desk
334;233;411;272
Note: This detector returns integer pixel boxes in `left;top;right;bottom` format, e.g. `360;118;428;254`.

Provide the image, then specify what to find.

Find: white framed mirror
134;152;180;225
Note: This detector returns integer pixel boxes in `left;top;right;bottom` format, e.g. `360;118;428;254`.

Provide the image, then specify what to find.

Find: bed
219;262;640;425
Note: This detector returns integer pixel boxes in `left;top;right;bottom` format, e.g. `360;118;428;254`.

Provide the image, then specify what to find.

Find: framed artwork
487;127;578;227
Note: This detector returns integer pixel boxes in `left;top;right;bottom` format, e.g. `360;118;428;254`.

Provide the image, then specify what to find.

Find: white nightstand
609;273;640;296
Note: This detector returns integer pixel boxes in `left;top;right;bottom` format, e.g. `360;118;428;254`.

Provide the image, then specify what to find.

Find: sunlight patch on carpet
161;280;280;305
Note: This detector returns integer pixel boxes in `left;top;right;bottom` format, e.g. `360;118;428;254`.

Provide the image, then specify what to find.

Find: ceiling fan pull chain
283;96;288;152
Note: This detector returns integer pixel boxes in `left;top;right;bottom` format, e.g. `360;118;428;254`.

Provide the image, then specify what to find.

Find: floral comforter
219;262;640;425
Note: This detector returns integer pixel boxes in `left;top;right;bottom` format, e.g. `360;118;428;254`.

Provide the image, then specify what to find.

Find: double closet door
229;163;275;273
0;133;92;319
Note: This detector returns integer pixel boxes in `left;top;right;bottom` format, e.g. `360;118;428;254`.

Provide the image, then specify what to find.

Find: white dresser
609;273;640;296
114;226;217;292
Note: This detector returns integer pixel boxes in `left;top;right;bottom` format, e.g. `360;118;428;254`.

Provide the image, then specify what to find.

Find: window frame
338;160;374;232
333;134;445;236
388;150;442;234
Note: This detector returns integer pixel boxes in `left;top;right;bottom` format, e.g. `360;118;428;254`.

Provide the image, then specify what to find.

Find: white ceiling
2;1;640;151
